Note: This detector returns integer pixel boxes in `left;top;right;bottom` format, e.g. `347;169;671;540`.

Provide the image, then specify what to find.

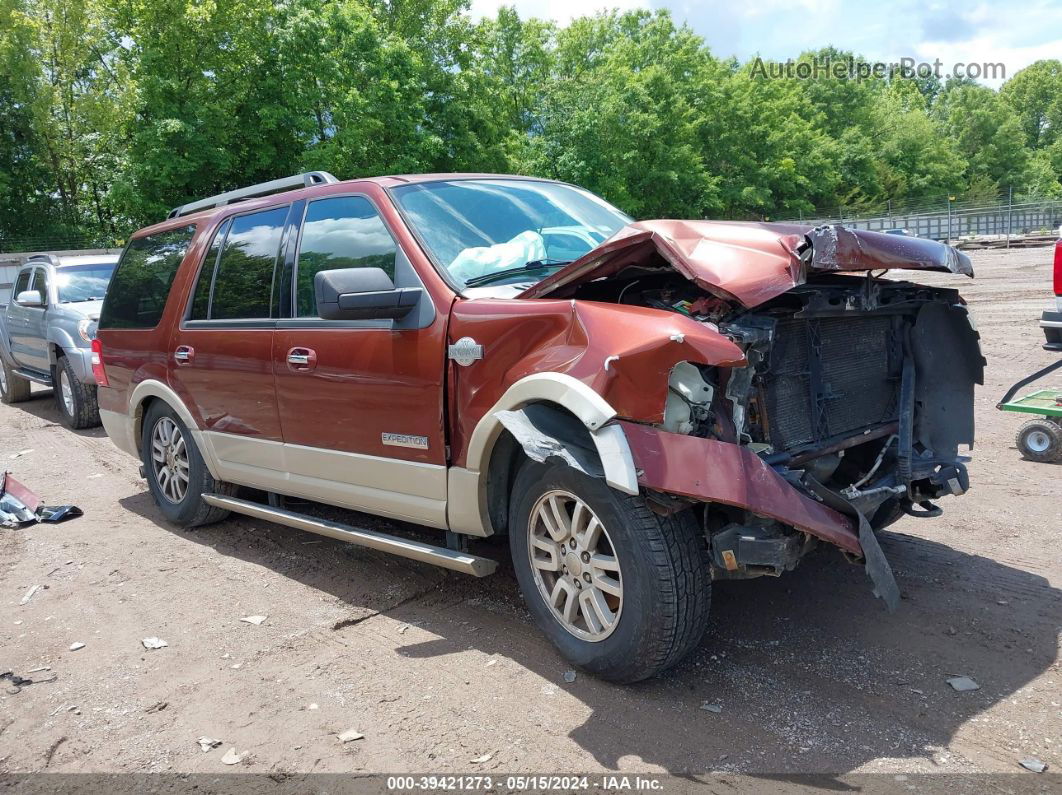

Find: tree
517;11;720;218
936;83;1031;189
1001;60;1062;150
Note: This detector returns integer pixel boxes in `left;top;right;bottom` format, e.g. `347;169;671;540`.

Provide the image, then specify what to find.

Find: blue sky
466;0;1062;87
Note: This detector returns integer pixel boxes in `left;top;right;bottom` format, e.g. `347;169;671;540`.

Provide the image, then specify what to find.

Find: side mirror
314;267;422;321
16;290;44;308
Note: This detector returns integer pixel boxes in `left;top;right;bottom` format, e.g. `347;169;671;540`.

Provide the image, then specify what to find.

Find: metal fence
784;193;1062;242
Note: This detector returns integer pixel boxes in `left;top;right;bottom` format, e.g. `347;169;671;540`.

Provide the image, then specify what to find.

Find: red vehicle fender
448;297;746;469
618;421;863;556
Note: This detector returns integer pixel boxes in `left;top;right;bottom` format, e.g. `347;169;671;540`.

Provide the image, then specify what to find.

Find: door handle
174;345;195;364
286;347;317;371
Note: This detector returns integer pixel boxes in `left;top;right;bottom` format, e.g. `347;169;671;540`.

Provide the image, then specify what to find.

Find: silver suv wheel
0;363;7;395
59;367;74;416
528;489;623;641
150;417;190;503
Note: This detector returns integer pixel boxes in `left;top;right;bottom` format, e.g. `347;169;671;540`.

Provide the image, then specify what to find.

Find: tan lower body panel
203;432;448;529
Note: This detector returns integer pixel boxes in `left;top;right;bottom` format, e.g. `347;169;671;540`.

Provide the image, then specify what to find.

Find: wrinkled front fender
449;298;745;467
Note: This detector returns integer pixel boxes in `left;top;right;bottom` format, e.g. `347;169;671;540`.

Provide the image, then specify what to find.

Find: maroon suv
95;172;984;682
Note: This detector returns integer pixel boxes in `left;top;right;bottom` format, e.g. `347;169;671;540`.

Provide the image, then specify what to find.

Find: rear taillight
1054;240;1062;296
91;338;109;387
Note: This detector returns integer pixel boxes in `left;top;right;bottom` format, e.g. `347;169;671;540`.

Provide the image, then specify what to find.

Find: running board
14;367;51;386
201;494;497;577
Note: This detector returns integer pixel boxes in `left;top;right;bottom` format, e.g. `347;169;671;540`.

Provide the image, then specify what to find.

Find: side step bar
201;494;497;577
14;367;51;386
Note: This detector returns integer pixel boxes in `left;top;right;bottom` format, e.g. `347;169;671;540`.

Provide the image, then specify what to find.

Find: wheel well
484;401;601;536
132;395;158;454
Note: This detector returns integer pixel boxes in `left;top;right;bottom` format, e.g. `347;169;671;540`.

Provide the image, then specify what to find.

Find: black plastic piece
314;267;421;321
902;500;943;518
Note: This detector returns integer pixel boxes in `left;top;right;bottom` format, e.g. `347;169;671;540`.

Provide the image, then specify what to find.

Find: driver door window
295;196;398;318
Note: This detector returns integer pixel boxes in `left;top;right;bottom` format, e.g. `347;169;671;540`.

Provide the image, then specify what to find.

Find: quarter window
210;207;288;320
296;196;397;318
99;225;196;329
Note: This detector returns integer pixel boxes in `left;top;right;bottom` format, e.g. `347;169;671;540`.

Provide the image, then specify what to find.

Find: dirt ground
0;246;1059;779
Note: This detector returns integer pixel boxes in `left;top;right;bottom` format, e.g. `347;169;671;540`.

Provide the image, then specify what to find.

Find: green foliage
0;0;1059;246
936;83;1032;189
1001;60;1062;150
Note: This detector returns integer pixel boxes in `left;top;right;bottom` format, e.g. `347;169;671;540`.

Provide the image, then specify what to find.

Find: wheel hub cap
151;417;190;504
1027;430;1050;453
60;370;73;415
528;489;623;642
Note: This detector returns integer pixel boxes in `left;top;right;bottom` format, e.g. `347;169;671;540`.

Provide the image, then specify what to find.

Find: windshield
55;262;116;303
390;179;631;289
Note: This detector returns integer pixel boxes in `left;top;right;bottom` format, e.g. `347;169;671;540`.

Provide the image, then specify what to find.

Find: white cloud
465;0;1061;87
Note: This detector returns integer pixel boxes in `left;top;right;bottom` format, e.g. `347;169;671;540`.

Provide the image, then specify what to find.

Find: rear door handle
286;347;317;371
174;345;195;364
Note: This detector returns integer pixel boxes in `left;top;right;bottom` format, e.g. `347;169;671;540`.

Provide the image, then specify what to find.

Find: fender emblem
382;433;429;450
448;337;484;367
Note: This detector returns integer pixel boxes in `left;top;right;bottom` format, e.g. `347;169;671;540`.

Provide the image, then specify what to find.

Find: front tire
1016;418;1062;463
54;355;100;429
0;357;31;404
508;461;711;683
141;401;235;526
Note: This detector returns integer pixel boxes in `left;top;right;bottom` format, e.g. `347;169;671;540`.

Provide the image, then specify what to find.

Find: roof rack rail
167;171;339;219
26;253;61;266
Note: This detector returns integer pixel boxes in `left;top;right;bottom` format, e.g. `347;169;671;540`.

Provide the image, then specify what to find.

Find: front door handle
286;347;317;372
174;345;195;364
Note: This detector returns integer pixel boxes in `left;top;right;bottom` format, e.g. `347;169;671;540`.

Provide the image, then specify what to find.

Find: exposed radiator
760;314;901;451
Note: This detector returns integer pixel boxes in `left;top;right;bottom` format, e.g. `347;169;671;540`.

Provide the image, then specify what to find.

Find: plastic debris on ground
198;737;222;752
220;747;246;765
1;472;82;527
946;675;980;692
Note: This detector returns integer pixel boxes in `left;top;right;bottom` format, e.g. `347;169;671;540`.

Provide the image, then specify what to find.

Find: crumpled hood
519;220;974;308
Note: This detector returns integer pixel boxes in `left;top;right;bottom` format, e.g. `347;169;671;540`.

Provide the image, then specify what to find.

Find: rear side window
296;196;397;317
209;207;288;320
99;225;196;329
188;219;229;321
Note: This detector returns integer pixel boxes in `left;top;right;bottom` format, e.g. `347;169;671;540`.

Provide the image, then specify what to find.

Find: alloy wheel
0;364;7;396
59;368;74;416
527;489;623;642
151;417;190;504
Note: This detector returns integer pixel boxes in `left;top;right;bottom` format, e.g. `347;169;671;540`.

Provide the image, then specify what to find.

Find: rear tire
54;355;100;429
141;401;235;527
0;357;31;404
1016;418;1062;463
508;460;711;683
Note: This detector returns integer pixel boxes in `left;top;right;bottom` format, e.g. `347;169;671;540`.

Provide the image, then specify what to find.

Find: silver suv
0;253;119;428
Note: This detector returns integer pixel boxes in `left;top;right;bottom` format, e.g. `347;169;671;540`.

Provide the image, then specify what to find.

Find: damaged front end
523;222;985;610
702;278;982;608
